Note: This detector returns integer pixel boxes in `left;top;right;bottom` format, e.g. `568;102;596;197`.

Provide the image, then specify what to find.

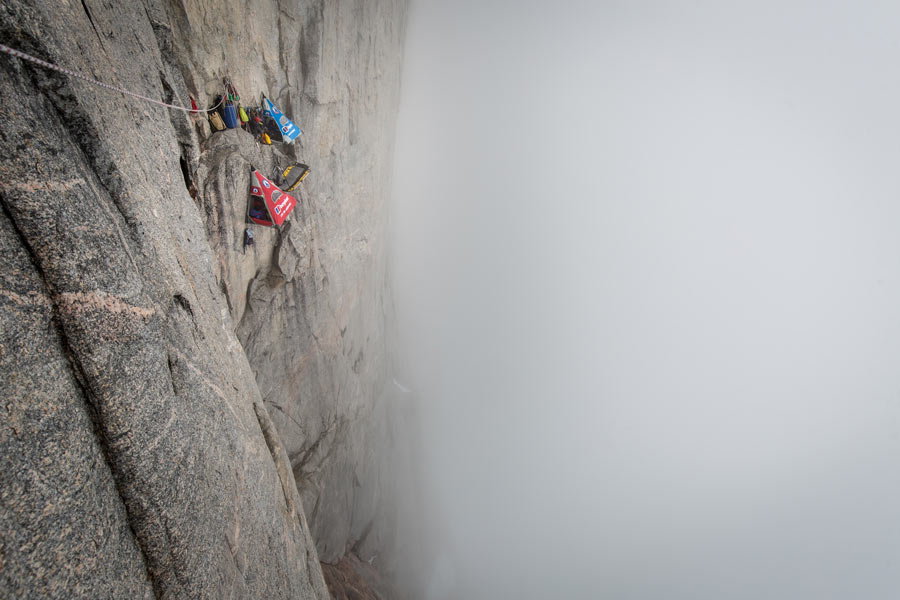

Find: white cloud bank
391;2;900;598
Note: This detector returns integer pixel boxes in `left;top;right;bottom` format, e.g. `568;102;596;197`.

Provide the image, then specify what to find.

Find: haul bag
209;111;225;131
223;103;239;128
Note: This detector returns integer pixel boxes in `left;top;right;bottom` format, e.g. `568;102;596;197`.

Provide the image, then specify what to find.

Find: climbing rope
0;42;225;113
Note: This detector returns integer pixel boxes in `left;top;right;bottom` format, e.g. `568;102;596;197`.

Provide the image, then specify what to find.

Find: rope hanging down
0;42;224;113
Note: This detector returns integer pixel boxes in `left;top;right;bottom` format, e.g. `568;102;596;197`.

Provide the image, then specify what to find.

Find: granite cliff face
0;0;407;597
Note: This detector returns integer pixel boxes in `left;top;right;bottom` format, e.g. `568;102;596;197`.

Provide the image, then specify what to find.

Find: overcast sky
390;1;900;598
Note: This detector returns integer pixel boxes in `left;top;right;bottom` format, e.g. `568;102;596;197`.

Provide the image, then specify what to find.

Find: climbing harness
209;109;226;131
0;42;226;113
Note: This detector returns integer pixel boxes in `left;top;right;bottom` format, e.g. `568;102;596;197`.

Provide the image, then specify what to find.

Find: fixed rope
0;42;224;113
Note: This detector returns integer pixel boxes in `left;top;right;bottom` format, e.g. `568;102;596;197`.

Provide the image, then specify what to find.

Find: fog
389;1;900;598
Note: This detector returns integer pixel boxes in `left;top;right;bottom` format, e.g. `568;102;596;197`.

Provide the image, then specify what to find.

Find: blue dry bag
223;103;239;129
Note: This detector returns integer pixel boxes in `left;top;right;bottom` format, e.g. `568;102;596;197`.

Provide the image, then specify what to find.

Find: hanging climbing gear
247;107;263;136
224;77;241;104
222;102;239;128
209;103;226;131
221;76;240;128
243;228;255;254
262;112;282;142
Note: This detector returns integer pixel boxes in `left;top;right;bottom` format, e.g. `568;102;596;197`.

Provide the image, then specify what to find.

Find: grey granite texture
0;0;407;597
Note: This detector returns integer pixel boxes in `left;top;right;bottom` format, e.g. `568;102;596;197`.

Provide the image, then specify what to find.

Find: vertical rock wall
162;0;408;568
0;0;407;597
